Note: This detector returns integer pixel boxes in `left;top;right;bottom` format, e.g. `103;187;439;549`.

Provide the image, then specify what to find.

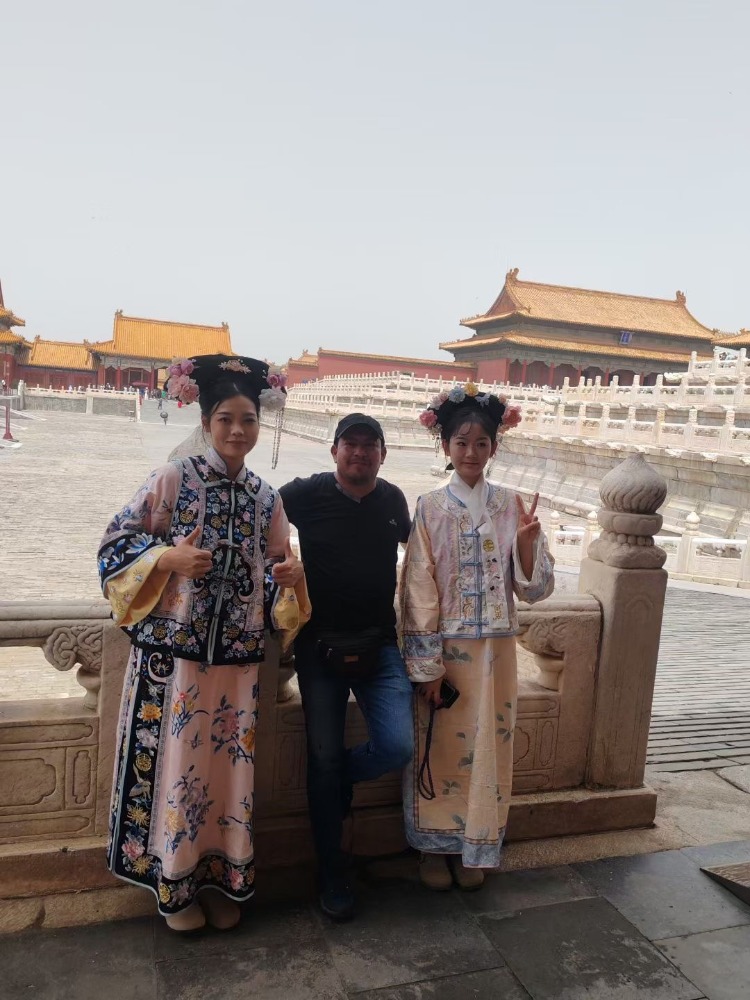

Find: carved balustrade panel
0;601;112;843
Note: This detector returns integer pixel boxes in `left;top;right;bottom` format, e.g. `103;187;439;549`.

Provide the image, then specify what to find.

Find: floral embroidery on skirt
108;648;259;913
403;636;517;868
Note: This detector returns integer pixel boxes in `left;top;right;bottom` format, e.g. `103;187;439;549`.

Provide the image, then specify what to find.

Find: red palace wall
16;367;93;390
287;361;320;386
475;358;510;384
1;352;16;386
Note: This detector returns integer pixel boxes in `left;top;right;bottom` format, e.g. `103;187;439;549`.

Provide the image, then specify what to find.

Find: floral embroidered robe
399;474;554;867
98;448;289;914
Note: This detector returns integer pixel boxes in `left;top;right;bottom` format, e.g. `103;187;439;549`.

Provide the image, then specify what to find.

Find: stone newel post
578;452;668;789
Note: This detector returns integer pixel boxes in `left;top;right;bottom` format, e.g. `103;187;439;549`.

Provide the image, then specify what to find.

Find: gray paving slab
0;916;157;1000
152;900;321;962
155;942;347;1000
680;839;750;868
353;967;532;999
716;764;750;793
648;760;740;772
574;850;750;940
312;879;504;994
655;925;750;1000
478;897;704;1000
459;864;595;918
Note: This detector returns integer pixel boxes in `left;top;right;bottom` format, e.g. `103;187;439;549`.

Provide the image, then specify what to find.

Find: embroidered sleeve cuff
104;545;171;626
403;633;445;682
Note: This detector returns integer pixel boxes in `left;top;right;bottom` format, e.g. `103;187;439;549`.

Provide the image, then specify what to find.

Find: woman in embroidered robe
98;354;302;932
400;387;554;891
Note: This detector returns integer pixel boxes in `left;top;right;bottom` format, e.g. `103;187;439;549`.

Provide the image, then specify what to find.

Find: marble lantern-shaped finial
588;453;668;569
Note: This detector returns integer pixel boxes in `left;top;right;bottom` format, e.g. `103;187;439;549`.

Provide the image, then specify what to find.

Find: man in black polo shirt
279;413;412;921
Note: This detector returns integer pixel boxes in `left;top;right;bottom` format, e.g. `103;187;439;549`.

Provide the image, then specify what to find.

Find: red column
603;367;610;386
576;366;583;384
548;363;556;387
97;364;106;387
115;367;123;390
520;360;528;384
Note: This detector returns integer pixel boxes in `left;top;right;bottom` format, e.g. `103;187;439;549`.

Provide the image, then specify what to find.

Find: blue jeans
295;629;414;877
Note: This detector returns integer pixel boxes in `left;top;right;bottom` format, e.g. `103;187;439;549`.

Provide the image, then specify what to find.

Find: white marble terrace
287;348;750;456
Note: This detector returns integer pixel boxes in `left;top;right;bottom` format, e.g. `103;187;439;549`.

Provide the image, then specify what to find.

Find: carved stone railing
0;602;110;711
548;513;749;589
0;595;602;853
288;347;750;414
0;602;295;845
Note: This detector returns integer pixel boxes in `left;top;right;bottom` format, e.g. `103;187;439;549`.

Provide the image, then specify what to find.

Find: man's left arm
394;487;411;543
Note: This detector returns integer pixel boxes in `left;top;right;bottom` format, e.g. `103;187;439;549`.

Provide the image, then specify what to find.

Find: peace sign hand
515;493;541;545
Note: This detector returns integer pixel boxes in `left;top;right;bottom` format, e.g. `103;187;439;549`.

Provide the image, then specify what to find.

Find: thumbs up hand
271;537;303;588
159;525;215;579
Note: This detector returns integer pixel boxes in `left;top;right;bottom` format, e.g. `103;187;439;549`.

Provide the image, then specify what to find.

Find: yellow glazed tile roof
289;350;319;366
441;332;703;365
92;313;233;362
714;329;750;349
25;337;97;370
460;268;715;341
0;329;26;345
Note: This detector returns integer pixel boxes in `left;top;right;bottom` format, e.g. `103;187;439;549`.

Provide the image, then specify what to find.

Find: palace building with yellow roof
1;299;234;391
439;268;720;388
0;270;739;393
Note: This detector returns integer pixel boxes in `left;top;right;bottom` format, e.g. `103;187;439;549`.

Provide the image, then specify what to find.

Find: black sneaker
319;875;355;922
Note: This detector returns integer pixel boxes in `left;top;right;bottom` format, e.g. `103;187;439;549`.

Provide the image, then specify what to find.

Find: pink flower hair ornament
166;359;200;404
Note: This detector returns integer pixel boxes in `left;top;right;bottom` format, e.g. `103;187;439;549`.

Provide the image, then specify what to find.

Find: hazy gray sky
4;1;749;362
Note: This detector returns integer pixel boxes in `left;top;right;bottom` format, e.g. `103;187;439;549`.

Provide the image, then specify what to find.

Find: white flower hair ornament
259;373;288;411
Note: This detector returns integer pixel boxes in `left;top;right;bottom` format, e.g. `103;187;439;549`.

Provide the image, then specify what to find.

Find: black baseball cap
333;413;385;444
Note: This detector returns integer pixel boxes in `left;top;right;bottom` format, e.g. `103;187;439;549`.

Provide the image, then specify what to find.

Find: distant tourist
399;386;554;891
279;413;413;921
97;355;302;933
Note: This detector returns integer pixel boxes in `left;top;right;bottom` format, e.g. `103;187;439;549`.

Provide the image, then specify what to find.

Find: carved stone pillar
578;453;668;789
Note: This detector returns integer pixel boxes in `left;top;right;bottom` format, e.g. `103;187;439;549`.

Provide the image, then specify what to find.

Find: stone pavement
2;839;750;999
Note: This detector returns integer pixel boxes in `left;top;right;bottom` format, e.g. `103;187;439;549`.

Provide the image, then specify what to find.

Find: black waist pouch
316;627;383;681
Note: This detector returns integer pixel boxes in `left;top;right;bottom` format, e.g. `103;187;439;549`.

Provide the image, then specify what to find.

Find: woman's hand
271;538;304;588
515;493;540;579
158;526;214;579
418;677;443;709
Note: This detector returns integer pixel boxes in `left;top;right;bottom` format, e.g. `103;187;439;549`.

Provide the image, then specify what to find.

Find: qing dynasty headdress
418;381;522;438
165;354;288;468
